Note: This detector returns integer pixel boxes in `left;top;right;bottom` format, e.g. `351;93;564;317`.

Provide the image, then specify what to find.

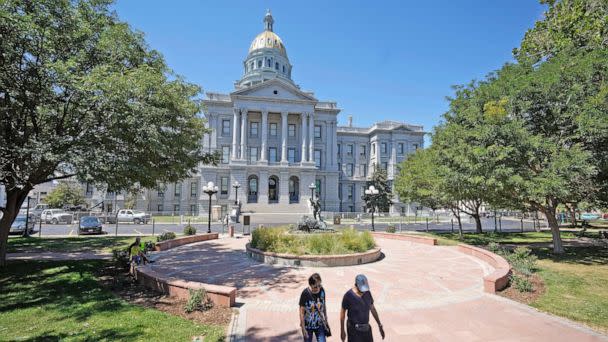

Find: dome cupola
237;10;294;88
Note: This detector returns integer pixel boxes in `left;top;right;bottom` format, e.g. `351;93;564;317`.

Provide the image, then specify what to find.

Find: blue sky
113;1;546;137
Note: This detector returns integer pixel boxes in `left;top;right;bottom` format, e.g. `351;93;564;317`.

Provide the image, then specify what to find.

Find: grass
251;227;375;255
414;230;608;333
151;215;208;223
7;236;156;254
0;260;225;341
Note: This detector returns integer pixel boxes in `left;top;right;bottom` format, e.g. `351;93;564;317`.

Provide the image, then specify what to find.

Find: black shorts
347;321;373;342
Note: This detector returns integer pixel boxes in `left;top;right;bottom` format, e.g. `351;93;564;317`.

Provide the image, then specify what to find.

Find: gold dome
248;30;287;57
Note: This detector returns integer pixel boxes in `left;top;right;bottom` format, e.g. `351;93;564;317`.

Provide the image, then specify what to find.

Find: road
17;216;541;237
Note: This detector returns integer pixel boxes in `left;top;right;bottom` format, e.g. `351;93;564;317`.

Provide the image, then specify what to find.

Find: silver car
40;209;73;224
10;215;35;234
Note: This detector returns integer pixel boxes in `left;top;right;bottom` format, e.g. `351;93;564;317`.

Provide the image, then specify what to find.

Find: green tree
362;165;393;214
44;182;86;209
0;0;218;266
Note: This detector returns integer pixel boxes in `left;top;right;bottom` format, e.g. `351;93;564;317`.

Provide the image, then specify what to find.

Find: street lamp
202;181;218;234
308;183;316;200
364;185;379;231
232;181;241;205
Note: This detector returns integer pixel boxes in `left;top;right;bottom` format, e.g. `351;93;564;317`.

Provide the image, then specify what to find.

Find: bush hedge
251;227;375;255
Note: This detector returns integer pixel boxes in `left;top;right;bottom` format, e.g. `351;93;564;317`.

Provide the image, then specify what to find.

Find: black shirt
341;289;374;324
299;287;326;330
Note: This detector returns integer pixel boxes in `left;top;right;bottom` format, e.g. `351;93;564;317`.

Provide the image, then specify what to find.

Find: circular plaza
145;235;606;342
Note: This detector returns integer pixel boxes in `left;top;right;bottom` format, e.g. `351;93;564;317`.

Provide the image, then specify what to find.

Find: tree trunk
456;214;463;238
567;203;578;228
544;206;564;254
472;214;483;233
0;187;30;267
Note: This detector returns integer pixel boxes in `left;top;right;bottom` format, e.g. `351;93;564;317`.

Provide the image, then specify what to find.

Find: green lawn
7;236;156;254
0;260;225;341
416;231;607;333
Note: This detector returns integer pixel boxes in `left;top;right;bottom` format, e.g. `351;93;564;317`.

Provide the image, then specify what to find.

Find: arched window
257;60;262;68
248;176;258;203
268;176;279;203
266;59;271;67
282;65;286;73
289;176;299;203
275;62;279;70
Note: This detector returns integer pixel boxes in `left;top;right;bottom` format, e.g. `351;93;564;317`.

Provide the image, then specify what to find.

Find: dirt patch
97;265;233;327
497;273;545;305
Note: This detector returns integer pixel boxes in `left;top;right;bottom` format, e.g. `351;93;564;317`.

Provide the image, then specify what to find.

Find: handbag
354;323;371;332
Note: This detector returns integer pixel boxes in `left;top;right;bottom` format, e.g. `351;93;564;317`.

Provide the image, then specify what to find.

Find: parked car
581;213;601;221
31;203;50;219
40;209;73;224
106;210;150;224
10;215;35;234
78;216;103;235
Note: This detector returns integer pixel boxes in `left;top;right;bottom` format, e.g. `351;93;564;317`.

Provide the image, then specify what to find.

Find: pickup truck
106;210;150;224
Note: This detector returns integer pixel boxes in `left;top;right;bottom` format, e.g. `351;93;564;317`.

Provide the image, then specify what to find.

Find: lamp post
364;185;379;231
232;181;241;205
309;183;316;200
23;196;31;237
203;181;218;234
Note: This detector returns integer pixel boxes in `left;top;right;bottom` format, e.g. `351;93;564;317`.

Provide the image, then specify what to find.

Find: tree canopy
44;182;86;209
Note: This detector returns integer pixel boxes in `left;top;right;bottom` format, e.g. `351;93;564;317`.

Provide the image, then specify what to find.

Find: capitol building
76;11;424;216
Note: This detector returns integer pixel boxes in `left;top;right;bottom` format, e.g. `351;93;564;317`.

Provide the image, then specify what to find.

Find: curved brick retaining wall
456;244;511;293
246;244;382;267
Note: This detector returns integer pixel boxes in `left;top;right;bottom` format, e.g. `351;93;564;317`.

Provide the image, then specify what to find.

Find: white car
40;209;73;224
107;210;150;224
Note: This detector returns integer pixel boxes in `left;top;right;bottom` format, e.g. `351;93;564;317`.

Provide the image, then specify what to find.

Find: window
314;125;322;139
282;65;286;73
222;119;231;135
222;146;230;163
413;143;419;150
157;186;165;198
347;163;354;177
288;124;296;137
398;143;404;154
314;150;322;168
249;147;258;162
347;144;353;156
315;179;321;198
275;62;279;70
372;143;376;155
190;204;197;215
349;205;354;212
250;62;254;70
338;183;342;200
85;183;93;195
269;147;277;162
288;148;296;163
190;182;197;198
248;176;258;203
250;122;259;137
337;144;341;157
381;142;387;154
173;204;180;213
347;185;353;200
257;60;262;68
221;177;228;195
269;123;278;136
361;145;366;156
174;183;181;198
382;162;388;170
338;162;342;173
266;59;271;67
157;204;163;213
360;164;367;177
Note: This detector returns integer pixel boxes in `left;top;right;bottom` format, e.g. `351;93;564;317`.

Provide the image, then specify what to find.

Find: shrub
506;247;537;276
157;231;176;242
510;273;534;292
386;225;396;233
183;224;197;235
184;288;213;313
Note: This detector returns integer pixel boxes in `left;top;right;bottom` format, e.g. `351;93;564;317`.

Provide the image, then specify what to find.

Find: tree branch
39;173;77;183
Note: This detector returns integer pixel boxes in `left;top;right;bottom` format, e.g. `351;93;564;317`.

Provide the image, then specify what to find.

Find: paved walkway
7;251;112;261
149;237;606;341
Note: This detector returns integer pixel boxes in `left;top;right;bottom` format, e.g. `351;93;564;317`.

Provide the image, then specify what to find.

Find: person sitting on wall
128;237;149;265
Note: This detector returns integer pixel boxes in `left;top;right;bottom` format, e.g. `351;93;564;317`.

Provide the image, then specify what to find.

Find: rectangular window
157;185;165;198
314;125;322;139
173;204;180;213
174;183;181;197
157;204;163;213
190;204;197;215
347;163;354;177
190;182;197;198
269;123;278;136
222;119;231;135
337;144;341;157
338;162;342;173
360;145;366;156
347;144;353;156
222;146;230;164
314;149;322;168
398;143;404;154
338;183;342;200
382;162;388;170
360;164;367;177
250;122;259;137
315;179;321;198
413;143;419;150
288;148;296;163
269;147;277;162
288;124;296;137
372;143;375;155
381;142;387;154
221;177;228;195
85;183;93;195
349;205;354;212
348;185;353;200
249;147;258;162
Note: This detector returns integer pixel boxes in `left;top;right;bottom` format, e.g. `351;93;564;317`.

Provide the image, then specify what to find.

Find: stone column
332;120;338;170
260;110;268;162
240;109;248;160
390;141;397;180
232;108;239;160
300;113;307;162
281;111;288;164
308;113;315;163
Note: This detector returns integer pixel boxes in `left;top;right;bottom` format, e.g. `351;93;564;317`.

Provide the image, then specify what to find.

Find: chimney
348;115;353;127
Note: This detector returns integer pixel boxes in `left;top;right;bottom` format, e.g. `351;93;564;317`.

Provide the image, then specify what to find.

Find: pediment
231;79;317;102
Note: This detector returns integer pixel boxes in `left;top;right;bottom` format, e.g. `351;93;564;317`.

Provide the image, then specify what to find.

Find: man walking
299;273;330;341
340;274;385;341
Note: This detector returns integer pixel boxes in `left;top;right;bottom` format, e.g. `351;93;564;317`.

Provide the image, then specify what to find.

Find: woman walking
299;273;331;341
